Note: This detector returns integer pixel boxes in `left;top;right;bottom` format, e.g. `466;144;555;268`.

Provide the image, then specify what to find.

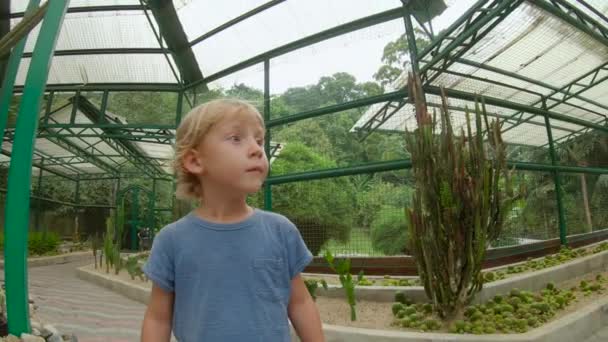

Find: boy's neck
194;195;253;224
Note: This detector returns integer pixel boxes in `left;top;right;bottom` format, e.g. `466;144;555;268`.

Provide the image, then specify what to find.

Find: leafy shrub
28;231;60;256
271;143;356;255
370;206;409;255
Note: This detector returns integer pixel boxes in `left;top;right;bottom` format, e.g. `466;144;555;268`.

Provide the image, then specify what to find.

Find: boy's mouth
246;166;264;173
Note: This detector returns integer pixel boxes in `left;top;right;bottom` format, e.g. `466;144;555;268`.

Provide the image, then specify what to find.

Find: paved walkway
2;260;147;342
583;326;608;342
2;260;606;342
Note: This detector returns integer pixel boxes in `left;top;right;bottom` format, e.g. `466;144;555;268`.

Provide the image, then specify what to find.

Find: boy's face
186;108;269;195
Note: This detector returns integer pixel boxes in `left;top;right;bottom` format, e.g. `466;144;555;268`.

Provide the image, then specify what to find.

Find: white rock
20;333;45;342
43;324;59;336
5;335;20;342
31;321;43;332
32;328;41;336
47;334;63;342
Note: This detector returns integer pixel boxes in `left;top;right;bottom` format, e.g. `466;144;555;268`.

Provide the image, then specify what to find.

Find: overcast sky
176;0;479;94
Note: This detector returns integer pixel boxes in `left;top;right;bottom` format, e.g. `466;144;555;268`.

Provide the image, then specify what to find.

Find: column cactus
404;73;517;319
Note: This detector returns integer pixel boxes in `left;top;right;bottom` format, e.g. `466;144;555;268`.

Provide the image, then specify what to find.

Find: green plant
0;233;3;251
404;73;517;319
370;206;409;255
304;278;328;301
324;250;362;321
103;216;115;274
125;256;146;281
90;233;101;269
28;231;60;256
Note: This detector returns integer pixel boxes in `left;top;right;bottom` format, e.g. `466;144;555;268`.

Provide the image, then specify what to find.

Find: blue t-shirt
143;209;313;342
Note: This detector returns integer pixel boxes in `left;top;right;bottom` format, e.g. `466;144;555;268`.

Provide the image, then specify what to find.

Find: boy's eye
229;135;241;142
256;139;264;146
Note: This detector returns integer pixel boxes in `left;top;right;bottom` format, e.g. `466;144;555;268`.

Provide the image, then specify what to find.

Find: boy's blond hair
173;98;264;200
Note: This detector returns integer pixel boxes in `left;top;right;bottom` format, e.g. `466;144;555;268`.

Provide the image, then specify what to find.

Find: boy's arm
141;284;174;342
288;274;325;342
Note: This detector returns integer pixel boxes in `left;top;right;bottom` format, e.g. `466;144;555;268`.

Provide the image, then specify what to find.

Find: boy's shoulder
255;209;300;232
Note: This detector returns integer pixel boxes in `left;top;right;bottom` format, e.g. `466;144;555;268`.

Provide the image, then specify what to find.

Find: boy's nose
249;140;264;158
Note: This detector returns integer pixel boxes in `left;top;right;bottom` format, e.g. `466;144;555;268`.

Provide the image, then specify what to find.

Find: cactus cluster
358;275;421;287
404;73;517;318
488;244;606;281
391;292;441;332
304;278;328;301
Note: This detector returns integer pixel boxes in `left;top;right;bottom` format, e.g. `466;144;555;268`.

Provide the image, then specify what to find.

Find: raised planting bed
308;241;608;302
77;258;608;342
302;269;608;342
0;250;92;269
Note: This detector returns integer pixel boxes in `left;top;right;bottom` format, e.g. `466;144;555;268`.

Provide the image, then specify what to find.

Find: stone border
76;265;151;304
312;294;608;342
315;248;608;303
0;251;92;269
77;262;608;342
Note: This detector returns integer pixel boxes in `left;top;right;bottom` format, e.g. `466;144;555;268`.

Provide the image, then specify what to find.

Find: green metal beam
22;48;169;58
358;0;524;140
0;0;10;80
74;95;167;176
402;2;421;78
186;6;404;89
574;0;608;24
419;0;523;85
425;86;608;134
501;61;608;135
146;0;203;85
0;0;44;146
266;158;608;186
41;130;120;174
10;4;145;18
0;150;76;180
12;83;181;93
267;90;406;128
455;57;608;114
189;0;286;47
263;59;271;211
542;98;568;245
4;0;69;335
529;0;608;48
0;2;48;59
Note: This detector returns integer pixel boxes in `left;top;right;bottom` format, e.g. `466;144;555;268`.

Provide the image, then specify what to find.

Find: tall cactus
404;73;517;319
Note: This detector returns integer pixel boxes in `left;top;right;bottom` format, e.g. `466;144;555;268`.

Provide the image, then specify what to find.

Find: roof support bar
454;57;608;115
72;96;166;176
186;7;404;89
529;0;608;48
146;0;203;85
501;61;608;135
189;0;286;47
357;0;523;140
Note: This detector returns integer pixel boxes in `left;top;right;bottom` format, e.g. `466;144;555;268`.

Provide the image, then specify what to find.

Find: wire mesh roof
353;0;608;147
5;0;608;178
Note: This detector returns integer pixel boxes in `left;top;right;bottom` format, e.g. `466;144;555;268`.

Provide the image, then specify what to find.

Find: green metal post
263;59;272;210
34;160;44;231
542;98;568;245
0;0;42;144
131;189;139;250
151;178;157;229
176;90;184;125
4;1;69;336
402;1;421;77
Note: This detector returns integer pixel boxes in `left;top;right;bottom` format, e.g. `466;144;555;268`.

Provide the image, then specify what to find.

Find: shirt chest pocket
252;257;289;302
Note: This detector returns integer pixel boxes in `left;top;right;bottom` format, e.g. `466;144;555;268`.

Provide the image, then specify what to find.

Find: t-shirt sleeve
283;219;313;280
143;226;175;292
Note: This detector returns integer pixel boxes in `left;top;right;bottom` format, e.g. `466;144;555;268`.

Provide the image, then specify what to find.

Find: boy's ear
182;149;204;175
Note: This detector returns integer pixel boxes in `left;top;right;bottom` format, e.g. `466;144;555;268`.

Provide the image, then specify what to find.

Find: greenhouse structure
1;0;607;340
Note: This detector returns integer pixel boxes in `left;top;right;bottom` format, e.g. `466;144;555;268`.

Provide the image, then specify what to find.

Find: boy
140;99;325;342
